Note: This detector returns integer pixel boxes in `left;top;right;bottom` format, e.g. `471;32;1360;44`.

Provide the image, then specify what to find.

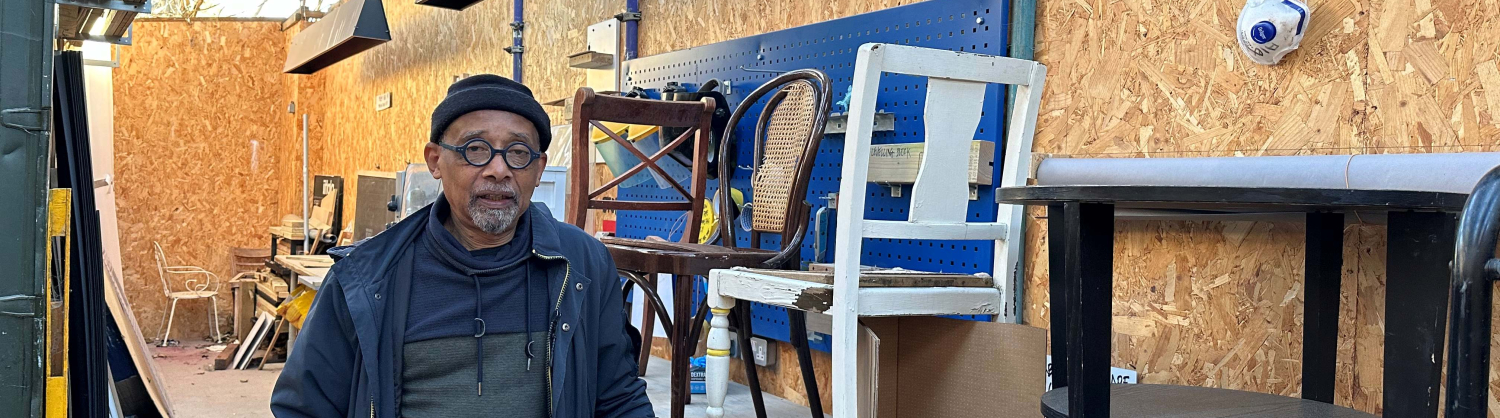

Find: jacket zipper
370;395;375;418
533;250;571;417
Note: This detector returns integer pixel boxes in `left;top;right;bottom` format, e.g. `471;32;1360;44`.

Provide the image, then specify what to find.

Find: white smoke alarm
1236;0;1310;65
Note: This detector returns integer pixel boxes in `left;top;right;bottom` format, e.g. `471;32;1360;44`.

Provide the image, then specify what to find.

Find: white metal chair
154;241;224;345
704;43;1046;418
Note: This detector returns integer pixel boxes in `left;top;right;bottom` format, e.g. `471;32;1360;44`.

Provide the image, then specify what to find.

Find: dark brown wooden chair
568;69;832;418
566;88;720;418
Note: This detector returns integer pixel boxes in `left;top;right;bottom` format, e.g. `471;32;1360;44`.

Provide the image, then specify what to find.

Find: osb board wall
1025;0;1500;414
288;0;915;406
280;0;622;228
113;20;288;339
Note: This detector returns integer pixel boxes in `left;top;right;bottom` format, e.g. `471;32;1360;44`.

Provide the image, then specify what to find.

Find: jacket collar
525;202;568;259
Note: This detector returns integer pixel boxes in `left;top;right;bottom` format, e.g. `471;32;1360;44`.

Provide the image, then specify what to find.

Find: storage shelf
569;51;615;69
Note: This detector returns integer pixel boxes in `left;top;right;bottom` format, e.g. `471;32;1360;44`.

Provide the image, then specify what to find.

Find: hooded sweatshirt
400;198;549;417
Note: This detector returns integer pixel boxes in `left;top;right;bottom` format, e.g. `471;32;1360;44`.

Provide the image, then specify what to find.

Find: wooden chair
568;68;833;418
704;44;1046;418
567;88;717;418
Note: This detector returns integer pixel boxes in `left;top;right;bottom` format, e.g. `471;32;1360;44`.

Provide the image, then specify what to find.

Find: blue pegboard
619;0;1012;352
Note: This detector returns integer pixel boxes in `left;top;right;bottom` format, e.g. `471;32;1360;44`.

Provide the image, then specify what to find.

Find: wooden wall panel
1027;0;1500;414
113;20;288;339
107;0;1500;413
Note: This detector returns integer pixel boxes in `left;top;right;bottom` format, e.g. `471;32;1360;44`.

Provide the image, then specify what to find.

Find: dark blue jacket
270;203;653;418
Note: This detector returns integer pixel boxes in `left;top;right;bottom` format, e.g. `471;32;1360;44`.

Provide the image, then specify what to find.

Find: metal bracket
56;0;152;14
970;185;979;201
818;192;838;210
2;107;49;135
0;295;39;318
738;65;789;74
886;184;902;198
510;21;526;31
504;45;525;54
825;111;896;134
722;81;732;95
614;12;642;22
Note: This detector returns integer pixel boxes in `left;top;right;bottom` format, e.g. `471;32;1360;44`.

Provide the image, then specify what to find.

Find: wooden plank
866;140;993;185
734;267;994;288
213;343;239;370
102;260;175;417
233;313;273;370
568;50;615;69
231;280;255;340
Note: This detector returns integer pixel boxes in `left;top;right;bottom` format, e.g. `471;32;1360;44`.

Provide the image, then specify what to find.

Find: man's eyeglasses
439;138;543;169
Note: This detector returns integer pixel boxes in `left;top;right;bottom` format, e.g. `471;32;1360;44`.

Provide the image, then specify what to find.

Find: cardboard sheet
859;317;1047;418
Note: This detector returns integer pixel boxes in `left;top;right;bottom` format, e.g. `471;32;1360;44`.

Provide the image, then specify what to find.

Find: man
271;75;652;418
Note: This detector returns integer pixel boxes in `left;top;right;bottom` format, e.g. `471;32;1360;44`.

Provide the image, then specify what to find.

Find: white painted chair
704;43;1045;418
154;241;224;345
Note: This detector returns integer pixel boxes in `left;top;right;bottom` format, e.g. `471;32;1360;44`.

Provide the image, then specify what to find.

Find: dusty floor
152;341;280;418
156;340;803;417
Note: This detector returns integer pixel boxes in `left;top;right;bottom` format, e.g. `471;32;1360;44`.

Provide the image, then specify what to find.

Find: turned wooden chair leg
734;305;769;418
788;309;825;418
706;273;735;418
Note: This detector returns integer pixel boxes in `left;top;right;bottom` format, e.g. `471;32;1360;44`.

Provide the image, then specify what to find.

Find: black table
999;186;1467;418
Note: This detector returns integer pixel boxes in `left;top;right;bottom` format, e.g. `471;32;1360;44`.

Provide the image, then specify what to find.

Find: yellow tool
44;189;71;418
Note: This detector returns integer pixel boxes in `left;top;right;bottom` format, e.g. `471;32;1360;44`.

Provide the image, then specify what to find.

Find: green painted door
0;0;55;416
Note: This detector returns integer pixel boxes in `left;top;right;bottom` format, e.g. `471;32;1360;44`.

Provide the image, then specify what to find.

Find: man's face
424;109;547;237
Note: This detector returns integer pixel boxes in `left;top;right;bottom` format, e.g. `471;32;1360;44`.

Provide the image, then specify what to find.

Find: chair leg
638;276;656;376
734;306;769;418
670;275;692;418
156;298;172;346
705;273;735;418
209;296;224;343
160;298;180;347
788;309;825;418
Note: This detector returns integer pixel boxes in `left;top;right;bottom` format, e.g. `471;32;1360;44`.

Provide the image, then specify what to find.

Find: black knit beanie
430;74;552;151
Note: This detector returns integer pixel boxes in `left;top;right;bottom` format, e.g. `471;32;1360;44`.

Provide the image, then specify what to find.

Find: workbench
999;185;1466;418
267;226;308;257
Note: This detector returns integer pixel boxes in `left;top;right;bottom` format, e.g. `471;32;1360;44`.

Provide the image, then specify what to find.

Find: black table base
1005;186;1466;418
1040;384;1376;418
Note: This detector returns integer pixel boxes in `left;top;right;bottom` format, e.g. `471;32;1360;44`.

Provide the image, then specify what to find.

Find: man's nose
479;155;515;180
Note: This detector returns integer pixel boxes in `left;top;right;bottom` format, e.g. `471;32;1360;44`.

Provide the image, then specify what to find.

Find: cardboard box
859;317;1046;418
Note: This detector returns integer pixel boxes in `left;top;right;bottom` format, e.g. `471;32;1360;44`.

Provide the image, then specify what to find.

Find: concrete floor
152;342;280;418
156;341;802;417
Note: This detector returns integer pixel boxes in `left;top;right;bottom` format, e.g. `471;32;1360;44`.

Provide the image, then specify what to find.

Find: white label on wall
1045;355;1138;391
375;92;392;111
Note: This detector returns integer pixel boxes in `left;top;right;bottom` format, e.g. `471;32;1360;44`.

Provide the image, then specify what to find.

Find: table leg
1383;211;1456;417
287;278;298;358
270;236;278;258
1047;204;1069;390
1302;212;1342;403
1063;202;1113;417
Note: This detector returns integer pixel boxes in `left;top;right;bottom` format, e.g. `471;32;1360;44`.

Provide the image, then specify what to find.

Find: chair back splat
717;70;832;267
566;88;716;243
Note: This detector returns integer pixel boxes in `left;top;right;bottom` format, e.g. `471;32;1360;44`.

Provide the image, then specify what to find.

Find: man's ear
423;142;443;179
534;154;549;186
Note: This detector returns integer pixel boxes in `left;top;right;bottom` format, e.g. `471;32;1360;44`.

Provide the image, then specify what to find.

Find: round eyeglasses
439;138;543;169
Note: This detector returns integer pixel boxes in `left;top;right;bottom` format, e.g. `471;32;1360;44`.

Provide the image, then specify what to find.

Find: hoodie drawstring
467;262;536;397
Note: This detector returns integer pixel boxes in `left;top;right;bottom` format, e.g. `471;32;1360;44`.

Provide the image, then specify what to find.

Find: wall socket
749;337;776;367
